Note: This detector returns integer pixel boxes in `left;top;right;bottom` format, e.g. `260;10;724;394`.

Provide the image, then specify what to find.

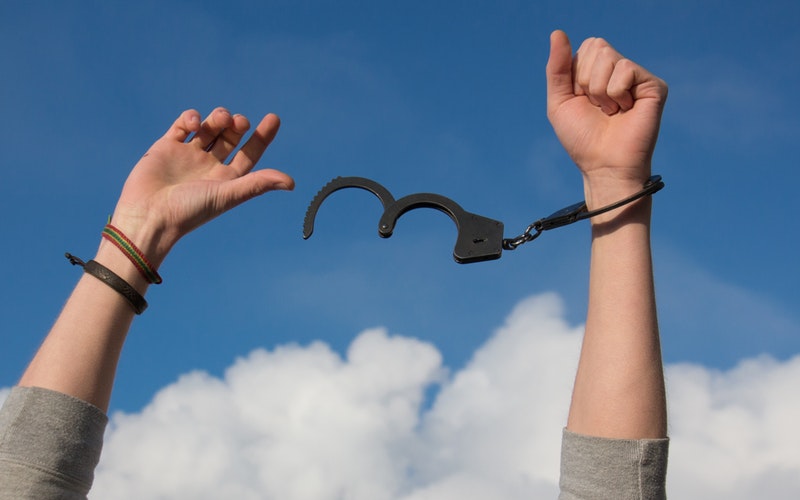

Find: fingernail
274;182;292;191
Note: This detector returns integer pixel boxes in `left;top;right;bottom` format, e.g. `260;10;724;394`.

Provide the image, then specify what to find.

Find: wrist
106;212;176;269
589;196;652;232
582;174;654;227
581;164;652;220
102;223;164;283
95;212;173;289
583;177;650;207
93;241;152;295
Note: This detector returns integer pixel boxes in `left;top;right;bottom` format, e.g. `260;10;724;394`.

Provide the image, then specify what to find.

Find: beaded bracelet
101;224;163;284
65;253;148;314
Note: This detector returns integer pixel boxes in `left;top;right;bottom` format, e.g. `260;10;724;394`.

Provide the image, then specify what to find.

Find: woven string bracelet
101;223;163;284
65;253;148;314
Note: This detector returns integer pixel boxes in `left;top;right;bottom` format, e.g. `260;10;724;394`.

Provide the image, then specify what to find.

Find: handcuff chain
502;221;543;250
502;175;664;251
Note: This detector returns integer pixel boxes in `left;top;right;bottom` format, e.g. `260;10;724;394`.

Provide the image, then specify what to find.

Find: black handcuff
303;175;664;264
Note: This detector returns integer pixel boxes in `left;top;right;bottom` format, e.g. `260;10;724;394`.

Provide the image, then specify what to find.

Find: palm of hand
109;110;292;261
119;139;237;238
546;32;668;188
550;86;665;182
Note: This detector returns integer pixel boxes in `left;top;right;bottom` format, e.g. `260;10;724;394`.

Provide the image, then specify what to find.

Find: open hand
109;108;294;265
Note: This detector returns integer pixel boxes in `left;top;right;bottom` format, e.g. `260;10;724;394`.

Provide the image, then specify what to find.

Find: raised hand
547;33;669;444
545;30;668;209
109;107;294;266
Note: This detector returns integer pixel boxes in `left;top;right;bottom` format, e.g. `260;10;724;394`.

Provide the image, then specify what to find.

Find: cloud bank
4;293;798;498
91;293;577;499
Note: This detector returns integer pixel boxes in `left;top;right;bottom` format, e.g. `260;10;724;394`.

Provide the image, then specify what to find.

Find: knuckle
616;58;636;70
588;79;606;96
654;75;669;94
607;85;628;100
588;37;610;53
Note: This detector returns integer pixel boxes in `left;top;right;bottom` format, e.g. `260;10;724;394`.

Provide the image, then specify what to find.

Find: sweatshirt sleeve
0;386;108;499
559;428;669;500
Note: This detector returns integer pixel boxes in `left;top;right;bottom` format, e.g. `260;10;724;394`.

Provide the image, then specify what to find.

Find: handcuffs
303;175;664;264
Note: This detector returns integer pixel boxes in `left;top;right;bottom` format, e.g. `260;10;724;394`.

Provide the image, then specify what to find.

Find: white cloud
93;333;443;500
46;292;798;499
666;355;800;499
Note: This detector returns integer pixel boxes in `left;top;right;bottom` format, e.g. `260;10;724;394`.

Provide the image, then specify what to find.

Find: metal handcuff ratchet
302;175;664;264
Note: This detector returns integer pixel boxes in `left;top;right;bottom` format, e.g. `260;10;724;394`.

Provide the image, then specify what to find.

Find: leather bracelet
65;253;148;314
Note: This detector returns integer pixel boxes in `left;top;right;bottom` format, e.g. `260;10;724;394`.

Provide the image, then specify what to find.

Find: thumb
218;169;295;211
546;30;575;114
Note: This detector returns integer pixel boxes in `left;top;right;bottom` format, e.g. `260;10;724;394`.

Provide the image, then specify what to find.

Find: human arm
16;107;293;412
546;29;667;440
546;29;669;500
1;108;292;498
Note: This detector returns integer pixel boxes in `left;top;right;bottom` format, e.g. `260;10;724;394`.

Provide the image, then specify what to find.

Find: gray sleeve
0;386;108;500
559;428;669;500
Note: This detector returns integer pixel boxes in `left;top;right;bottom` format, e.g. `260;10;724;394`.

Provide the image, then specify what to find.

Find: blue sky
1;0;798;417
3;2;800;497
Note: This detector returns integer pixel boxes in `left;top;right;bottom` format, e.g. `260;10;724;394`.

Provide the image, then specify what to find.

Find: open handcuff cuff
303;175;664;264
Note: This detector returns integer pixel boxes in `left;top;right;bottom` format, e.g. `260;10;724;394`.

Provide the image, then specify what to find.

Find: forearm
18;239;152;412
566;178;666;439
17;108;292;415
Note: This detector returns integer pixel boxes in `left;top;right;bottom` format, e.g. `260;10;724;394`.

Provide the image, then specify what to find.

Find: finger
234;169;295;197
191;107;234;153
207;113;251;161
572;37;600;98
607;59;637;112
545;30;575;115
588;48;623;115
164;109;201;142
608;58;668;111
216;169;295;215
228;113;281;176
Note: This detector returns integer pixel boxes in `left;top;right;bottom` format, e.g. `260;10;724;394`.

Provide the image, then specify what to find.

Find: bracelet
101;224;163;284
65;253;148;314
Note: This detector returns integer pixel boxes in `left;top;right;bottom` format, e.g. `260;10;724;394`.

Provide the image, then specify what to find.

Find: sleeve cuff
559;428;669;500
0;386;108;496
